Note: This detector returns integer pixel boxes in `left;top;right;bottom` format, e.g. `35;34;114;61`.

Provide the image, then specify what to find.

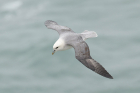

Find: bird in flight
44;20;113;79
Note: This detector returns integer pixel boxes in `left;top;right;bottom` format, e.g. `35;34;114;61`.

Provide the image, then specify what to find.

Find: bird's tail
81;30;98;40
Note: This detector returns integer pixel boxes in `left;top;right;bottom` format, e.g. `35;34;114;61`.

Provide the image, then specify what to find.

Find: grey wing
44;20;74;35
70;40;113;79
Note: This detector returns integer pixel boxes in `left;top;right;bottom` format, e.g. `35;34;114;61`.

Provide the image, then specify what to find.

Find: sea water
0;0;140;93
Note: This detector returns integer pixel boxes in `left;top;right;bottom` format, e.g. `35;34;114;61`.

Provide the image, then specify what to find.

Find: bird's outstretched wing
69;40;113;79
44;20;74;35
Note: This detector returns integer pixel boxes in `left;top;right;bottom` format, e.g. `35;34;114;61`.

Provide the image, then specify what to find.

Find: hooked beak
52;50;55;55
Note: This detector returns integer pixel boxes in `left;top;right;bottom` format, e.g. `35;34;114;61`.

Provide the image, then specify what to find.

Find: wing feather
70;40;113;79
44;20;74;35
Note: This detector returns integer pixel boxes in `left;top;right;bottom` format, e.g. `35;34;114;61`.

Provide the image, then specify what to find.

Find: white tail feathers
81;30;98;40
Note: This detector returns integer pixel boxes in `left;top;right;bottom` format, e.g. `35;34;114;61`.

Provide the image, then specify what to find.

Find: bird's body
54;32;82;51
45;20;113;79
53;38;72;51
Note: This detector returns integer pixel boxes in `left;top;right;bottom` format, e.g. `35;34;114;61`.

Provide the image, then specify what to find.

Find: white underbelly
63;45;72;50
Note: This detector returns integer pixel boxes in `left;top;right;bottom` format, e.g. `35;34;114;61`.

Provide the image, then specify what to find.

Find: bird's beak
52;50;55;55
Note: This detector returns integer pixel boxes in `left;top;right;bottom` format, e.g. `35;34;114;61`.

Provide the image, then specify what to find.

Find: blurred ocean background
0;0;140;93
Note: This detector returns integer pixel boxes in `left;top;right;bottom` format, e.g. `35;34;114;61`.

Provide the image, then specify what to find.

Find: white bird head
52;38;65;55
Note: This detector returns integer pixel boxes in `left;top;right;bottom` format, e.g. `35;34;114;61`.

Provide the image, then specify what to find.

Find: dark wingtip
105;73;113;79
44;20;58;26
108;76;113;79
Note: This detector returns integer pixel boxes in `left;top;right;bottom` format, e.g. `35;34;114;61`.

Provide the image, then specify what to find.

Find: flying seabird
44;20;113;79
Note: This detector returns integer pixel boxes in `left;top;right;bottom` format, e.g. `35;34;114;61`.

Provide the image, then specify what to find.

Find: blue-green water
0;0;140;93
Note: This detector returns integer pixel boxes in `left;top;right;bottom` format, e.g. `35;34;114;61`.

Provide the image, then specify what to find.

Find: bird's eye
56;47;58;49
